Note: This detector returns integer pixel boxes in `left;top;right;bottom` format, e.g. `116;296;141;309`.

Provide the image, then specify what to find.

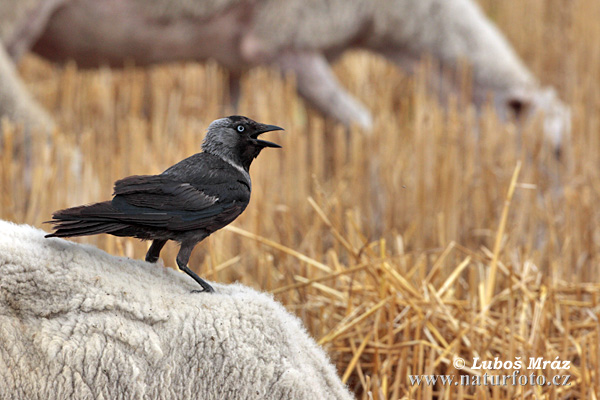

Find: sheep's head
505;87;571;157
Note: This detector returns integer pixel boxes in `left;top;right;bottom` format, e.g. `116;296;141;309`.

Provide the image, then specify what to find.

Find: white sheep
1;0;570;151
0;220;354;400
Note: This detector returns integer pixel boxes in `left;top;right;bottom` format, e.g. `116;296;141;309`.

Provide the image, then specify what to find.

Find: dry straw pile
1;0;599;398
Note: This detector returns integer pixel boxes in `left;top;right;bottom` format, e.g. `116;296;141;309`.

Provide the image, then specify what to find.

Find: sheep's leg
176;241;214;293
275;52;373;130
0;43;55;138
0;43;57;193
145;239;167;263
227;71;242;111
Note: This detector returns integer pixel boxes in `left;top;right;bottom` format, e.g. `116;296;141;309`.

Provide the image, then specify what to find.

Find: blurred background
2;0;600;398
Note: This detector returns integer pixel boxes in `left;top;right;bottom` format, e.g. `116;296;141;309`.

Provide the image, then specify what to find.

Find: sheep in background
1;0;569;152
0;220;354;400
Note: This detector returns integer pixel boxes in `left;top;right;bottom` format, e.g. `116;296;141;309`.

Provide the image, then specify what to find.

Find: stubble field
2;0;600;398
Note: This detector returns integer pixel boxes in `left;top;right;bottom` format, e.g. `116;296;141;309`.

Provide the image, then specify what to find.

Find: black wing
113;175;219;211
111;173;249;231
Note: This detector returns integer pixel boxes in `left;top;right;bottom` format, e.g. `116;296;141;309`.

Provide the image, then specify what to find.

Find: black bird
46;116;283;293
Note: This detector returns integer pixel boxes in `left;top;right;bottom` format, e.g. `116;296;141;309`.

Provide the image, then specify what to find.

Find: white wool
0;220;354;400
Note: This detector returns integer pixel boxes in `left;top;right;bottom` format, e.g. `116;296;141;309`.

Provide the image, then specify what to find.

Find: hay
2;0;599;397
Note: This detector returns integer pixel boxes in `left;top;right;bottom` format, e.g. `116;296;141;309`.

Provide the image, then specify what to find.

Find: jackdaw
46;116;283;293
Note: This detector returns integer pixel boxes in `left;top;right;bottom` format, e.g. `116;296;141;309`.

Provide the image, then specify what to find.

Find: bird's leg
145;239;167;263
176;243;214;293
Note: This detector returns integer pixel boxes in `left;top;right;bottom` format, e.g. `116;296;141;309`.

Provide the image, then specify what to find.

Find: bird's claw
191;286;215;294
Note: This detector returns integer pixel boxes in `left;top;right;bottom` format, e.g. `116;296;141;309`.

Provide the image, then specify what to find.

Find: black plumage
46;116;283;292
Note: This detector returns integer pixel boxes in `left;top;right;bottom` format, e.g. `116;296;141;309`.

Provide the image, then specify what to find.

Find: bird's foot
191;279;215;293
146;240;167;263
178;263;215;293
191;286;215;294
146;257;165;267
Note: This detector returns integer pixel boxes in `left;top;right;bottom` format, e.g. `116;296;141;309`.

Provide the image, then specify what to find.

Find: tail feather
45;201;127;238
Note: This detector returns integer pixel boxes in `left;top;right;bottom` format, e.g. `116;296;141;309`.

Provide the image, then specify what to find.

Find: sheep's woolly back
0;220;354;400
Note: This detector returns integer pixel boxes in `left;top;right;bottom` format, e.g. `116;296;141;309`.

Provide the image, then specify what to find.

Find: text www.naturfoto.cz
409;373;571;387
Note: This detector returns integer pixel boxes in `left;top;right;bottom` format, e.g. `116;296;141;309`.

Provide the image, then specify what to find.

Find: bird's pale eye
237;125;245;133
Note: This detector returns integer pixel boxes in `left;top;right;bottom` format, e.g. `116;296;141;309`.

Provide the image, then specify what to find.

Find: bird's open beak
252;124;284;148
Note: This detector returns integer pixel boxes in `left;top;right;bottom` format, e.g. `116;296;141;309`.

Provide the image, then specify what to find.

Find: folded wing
111;175;246;231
